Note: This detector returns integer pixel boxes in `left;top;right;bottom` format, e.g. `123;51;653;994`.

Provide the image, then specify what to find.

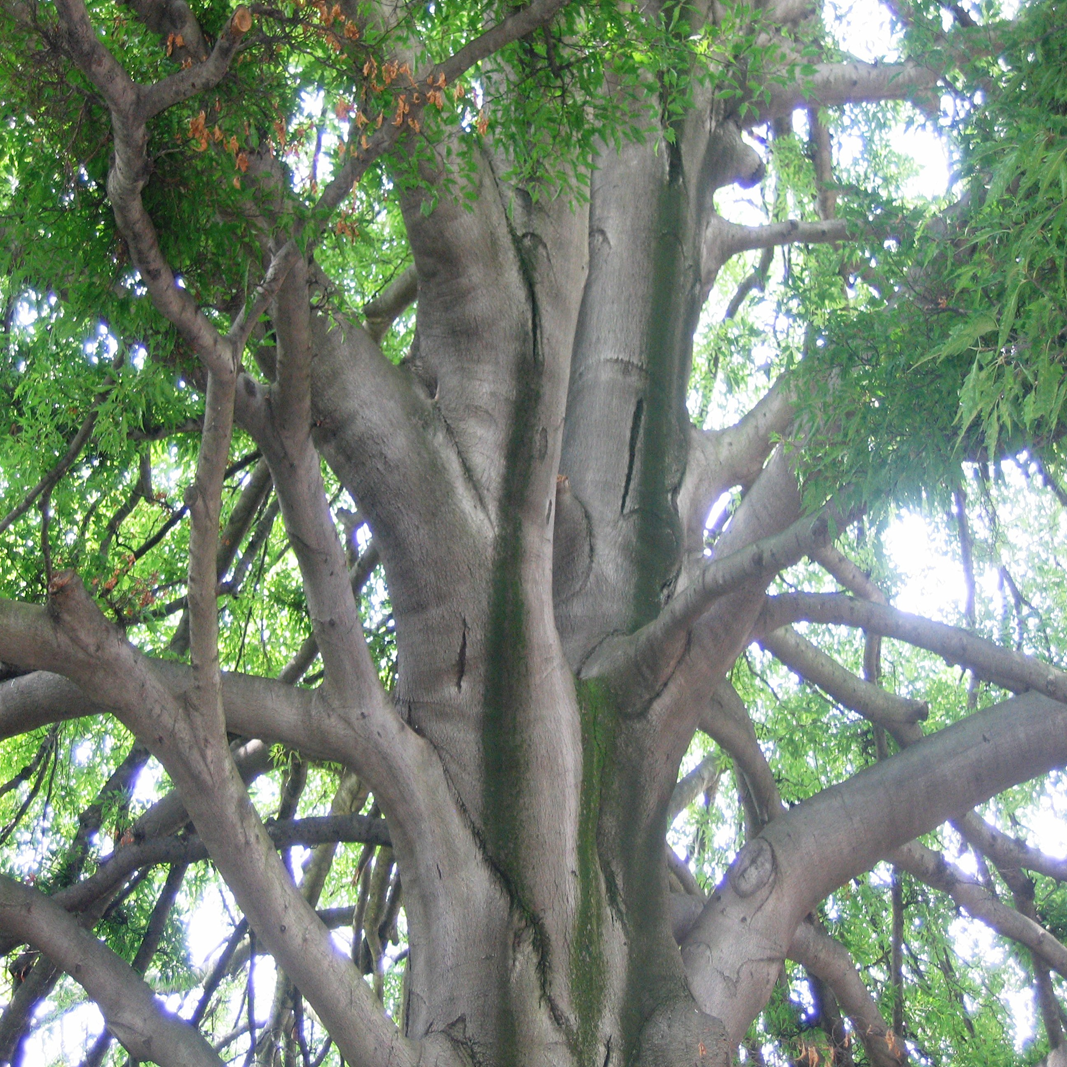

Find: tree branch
746;30;1002;125
681;690;1067;1045
702;215;849;292
953;810;1067;883
789;920;909;1067
892;839;1067;980
698;681;783;825
757;592;1067;701
593;509;830;694
0;874;225;1067
363;264;418;343
52;0;245;381
18;572;429;1067
759;624;927;744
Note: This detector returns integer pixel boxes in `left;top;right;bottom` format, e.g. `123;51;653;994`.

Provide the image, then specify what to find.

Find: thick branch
680;374;796;563
789;920;909;1067
749;49;965;124
682;691;1067;1044
698;681;783;825
953;810;1067;883
18;573;428;1067
593;509;830;694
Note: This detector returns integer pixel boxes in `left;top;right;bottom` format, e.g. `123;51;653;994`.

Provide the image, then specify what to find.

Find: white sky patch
882;511;969;619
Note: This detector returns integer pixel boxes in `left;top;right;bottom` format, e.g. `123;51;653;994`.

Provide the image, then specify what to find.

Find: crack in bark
621;398;645;515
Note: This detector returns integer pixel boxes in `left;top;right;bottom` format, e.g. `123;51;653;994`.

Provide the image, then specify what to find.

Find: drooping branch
0;352;124;539
0;875;225;1067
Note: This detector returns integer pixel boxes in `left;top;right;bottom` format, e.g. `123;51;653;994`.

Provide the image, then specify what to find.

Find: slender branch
53;0;242;380
0;875;225;1067
0;359;120;537
363;264;418;343
807;109;838;221
789;920;910;1067
702;214;848;292
0;812;391;956
892;840;1067;980
757;592;1067;701
723;246;774;320
311;0;572;225
759;625;927;743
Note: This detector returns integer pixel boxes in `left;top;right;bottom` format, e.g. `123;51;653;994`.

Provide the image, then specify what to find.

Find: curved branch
53;0;244;380
5;573;427;1067
591;509;830;694
0;875;224;1067
698;681;783;825
680;373;795;563
140;9;251;118
363;264;418;343
681;690;1067;1045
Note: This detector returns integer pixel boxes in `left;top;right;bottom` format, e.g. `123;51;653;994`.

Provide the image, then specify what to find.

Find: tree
0;0;1066;1062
